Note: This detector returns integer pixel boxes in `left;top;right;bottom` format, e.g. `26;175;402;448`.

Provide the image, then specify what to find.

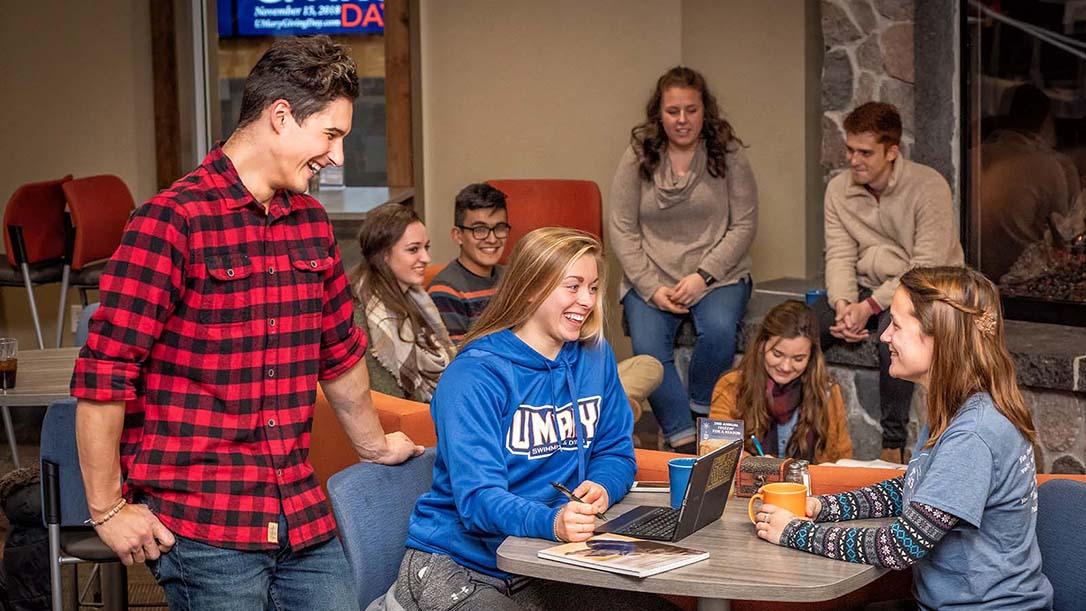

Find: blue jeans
622;279;751;445
148;514;359;611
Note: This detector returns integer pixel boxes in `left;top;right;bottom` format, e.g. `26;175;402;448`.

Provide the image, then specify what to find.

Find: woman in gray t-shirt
756;266;1052;610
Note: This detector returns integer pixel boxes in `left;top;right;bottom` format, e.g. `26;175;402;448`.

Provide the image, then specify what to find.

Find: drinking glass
0;338;16;391
0;337;17;468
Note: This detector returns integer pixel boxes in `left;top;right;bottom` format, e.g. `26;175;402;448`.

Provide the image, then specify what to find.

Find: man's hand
555;500;597;543
670;273;707;306
754;503;803;546
370;431;425;465
842;301;875;333
572;480;609;516
828;321;869;343
805;496;822;519
94;503;175;566
323;361;425;463
650;286;689;314
829;299;871;342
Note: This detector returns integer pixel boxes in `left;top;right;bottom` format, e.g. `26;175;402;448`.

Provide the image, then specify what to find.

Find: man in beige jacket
815;102;964;463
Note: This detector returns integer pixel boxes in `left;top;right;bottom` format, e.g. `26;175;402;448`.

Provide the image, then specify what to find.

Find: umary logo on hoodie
506;396;601;459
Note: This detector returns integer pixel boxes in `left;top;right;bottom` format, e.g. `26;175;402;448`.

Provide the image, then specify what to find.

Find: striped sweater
427;259;503;342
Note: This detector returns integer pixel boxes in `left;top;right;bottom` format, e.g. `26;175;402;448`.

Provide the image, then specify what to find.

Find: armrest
808;465;903;496
634;448;681;482
372;391;436;447
1038;473;1086;485
309;387;436;493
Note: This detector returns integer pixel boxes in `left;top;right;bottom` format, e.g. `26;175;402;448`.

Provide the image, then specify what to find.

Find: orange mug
747;482;808;523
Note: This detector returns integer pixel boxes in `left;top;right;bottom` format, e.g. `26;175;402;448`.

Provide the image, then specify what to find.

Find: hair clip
974;309;996;337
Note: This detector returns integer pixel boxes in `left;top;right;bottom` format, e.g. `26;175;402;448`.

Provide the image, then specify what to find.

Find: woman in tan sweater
609;66;758;454
710;300;852;463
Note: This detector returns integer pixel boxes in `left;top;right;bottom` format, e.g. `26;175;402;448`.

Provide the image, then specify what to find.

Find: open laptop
594;439;742;542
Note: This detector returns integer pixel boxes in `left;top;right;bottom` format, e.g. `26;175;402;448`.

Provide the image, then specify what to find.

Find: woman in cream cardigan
350;203;456;402
710;300;852;463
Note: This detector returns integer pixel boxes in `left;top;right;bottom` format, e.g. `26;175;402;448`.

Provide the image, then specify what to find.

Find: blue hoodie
404;329;636;578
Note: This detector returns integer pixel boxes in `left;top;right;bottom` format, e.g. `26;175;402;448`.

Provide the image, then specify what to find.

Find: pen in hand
550;482;608;521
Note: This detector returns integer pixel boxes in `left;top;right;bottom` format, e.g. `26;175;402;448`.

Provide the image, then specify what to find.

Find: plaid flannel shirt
71;146;365;551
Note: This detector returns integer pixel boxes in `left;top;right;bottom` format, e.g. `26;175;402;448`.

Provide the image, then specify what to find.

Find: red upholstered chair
1;176;72;348
59;175;136;340
422;262;446;289
484;179;602;263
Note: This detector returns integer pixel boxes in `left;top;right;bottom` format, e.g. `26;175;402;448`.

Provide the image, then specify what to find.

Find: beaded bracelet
84;498;127;527
552;510;565;542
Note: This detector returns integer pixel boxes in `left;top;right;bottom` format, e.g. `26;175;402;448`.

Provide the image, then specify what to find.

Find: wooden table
2;347;81;467
3;347;81;407
497;491;889;611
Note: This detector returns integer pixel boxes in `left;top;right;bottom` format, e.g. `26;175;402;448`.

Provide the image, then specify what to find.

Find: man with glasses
428;183;511;341
429;183;663;428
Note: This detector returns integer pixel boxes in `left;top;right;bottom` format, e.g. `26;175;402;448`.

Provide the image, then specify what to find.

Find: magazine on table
697;417;745;456
537;534;709;578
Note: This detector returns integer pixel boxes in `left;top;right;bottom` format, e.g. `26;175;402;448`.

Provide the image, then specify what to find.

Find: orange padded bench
309;389;1086;611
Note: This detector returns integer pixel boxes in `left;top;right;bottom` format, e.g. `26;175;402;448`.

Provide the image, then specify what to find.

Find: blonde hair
898;266;1036;448
461;227;606;347
734;300;833;459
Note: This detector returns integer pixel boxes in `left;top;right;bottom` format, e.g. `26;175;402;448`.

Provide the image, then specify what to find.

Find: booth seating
310;390;1086;611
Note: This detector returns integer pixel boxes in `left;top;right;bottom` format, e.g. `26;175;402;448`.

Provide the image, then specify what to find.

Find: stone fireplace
812;0;1086;474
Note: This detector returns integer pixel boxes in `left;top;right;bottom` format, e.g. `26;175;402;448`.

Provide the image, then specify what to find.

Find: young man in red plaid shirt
71;36;422;610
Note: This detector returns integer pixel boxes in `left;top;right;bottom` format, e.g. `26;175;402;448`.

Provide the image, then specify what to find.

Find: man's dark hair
1006;84;1051;133
454;183;508;226
236;35;359;130
843;102;902;147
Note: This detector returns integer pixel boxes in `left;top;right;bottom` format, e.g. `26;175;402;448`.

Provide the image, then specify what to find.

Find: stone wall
830;363;1086;474
821;0;916;173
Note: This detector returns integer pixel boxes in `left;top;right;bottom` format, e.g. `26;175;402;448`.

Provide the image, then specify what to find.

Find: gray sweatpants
368;549;682;611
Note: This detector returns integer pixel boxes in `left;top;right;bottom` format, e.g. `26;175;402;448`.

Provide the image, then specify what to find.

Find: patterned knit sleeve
813;476;904;522
779;501;959;570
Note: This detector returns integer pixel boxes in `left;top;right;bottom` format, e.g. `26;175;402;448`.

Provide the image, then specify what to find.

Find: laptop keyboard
616;506;680;539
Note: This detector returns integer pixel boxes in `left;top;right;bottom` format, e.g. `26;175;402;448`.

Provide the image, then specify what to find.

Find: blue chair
328;448;436;609
40;398;128;611
1036;478;1086;610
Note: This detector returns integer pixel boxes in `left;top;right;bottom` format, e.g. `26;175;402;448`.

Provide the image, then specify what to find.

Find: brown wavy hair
897;266;1037;448
350;203;439;347
461;227;605;347
630;66;744;181
236;35;359;130
734;300;833;459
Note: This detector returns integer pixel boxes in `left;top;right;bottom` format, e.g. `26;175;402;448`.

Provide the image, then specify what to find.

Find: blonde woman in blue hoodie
369;228;679;611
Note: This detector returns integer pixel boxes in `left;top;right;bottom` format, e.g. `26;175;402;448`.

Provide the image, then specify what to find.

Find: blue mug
805;288;827;306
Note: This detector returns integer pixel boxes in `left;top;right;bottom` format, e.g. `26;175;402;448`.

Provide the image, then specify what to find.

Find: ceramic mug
747;482;808;523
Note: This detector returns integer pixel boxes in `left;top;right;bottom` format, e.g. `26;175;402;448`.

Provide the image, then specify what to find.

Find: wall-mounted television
218;0;385;38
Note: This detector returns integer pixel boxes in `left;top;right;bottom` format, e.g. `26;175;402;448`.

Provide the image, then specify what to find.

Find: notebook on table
594;439;742;542
538;534;708;578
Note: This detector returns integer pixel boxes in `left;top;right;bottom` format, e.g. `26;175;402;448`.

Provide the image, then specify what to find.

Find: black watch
696;268;716;287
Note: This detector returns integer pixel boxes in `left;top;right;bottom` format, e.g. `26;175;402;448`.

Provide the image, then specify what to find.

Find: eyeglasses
457;223;511;240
